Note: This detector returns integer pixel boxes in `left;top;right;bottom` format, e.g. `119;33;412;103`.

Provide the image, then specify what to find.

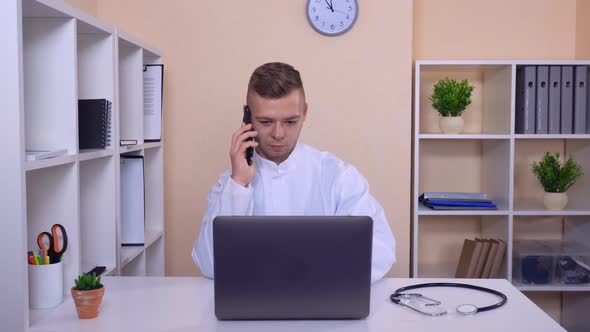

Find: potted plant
71;272;105;319
429;78;475;134
531;152;584;210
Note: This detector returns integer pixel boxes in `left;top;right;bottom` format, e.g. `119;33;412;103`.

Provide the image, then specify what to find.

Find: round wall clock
306;0;359;36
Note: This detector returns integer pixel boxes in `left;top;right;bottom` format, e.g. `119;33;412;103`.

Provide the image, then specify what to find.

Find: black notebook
78;99;112;149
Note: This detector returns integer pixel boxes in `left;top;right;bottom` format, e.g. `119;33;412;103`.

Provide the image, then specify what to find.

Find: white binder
120;156;145;246
143;64;164;141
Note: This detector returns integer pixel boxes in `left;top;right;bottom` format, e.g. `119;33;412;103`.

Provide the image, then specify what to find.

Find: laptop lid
213;216;373;320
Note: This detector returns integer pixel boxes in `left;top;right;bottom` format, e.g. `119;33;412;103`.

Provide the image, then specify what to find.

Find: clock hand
333;9;348;15
324;0;334;12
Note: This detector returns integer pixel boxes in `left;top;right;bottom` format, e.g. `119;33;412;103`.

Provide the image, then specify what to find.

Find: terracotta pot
71;286;105;319
439;116;464;134
543;192;568;210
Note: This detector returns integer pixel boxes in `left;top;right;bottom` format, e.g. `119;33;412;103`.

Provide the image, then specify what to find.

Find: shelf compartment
26;163;80;294
120;246;144;269
23;16;77;155
418;139;511;211
118;39;143;144
513;139;590;212
417;63;512;135
77;22;115;151
80;157;117;279
146;235;164;276
513;216;590;290
416;215;509;278
121;251;146;276
144;147;164;234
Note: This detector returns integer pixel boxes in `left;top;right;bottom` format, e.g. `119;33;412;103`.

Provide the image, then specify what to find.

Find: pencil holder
28;261;64;309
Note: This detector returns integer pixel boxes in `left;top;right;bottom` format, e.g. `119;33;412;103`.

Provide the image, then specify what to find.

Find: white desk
29;277;565;332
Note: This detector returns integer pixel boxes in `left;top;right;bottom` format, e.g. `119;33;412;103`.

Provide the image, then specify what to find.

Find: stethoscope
390;282;508;316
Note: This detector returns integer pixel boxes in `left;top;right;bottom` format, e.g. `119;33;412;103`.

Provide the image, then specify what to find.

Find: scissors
37;224;68;264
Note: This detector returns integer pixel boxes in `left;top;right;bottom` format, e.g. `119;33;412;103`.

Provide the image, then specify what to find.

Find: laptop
213;216;373;320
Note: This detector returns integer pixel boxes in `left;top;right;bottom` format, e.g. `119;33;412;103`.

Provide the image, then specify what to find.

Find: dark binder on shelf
574;66;588;134
561;66;574;134
536;66;549;134
548;66;561;134
120;155;145;246
143;64;164;142
78;99;112;149
515;66;536;134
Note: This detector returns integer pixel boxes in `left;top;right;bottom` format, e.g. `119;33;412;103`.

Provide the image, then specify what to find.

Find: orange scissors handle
37;231;53;256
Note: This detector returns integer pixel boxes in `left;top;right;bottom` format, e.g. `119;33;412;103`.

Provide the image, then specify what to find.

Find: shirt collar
253;144;300;174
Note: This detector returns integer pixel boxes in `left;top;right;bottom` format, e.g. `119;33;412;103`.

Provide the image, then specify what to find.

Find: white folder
143;64;163;141
120;156;145;246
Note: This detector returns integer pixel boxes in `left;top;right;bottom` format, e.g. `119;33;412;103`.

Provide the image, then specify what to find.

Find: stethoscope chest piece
456;304;478;315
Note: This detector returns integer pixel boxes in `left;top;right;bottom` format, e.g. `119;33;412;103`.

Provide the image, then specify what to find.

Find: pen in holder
28;261;63;309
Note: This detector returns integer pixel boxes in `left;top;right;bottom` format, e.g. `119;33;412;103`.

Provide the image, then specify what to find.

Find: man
192;62;395;283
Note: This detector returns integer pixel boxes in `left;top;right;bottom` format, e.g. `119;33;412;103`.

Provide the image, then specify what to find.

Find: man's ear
303;102;308;121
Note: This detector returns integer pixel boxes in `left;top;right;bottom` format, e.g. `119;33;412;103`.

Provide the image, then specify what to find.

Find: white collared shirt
192;143;396;283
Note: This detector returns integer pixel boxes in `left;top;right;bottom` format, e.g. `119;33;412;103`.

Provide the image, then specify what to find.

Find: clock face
306;0;358;36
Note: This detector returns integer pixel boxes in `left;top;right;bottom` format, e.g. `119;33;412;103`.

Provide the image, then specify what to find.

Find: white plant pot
543;192;568;210
439;116;464;134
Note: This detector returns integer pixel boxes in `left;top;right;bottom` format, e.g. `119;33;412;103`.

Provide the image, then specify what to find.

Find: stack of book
456;238;507;278
419;192;497;210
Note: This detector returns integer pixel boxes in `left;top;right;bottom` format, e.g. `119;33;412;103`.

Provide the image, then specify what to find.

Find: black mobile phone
242;105;254;166
86;266;106;276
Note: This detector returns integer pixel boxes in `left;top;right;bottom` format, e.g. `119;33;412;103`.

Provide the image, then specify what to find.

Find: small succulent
74;272;103;291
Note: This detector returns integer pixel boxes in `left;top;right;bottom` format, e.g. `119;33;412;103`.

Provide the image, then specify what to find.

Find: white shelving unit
413;60;590;330
1;0;165;330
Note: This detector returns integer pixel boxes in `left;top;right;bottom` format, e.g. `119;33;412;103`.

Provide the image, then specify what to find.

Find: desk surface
29;277;565;332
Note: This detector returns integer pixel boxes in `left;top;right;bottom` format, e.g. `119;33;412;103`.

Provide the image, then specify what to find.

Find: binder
473;239;491;278
120;156;145;246
489;239;507;278
573;66;588;134
455;239;483;278
419;192;488;201
548;66;561;134
78;99;112;149
143;64;164;142
561;66;574;134
536;66;549;134
481;239;499;278
515;66;536;134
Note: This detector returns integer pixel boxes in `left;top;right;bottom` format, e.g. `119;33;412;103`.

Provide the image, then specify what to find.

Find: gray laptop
213;216;373;320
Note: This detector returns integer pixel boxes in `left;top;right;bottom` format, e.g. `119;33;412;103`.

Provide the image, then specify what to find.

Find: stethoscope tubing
391;282;508;314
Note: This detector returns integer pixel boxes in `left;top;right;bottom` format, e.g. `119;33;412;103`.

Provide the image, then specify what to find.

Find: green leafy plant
74;272;103;291
429;78;475;117
531;152;584;193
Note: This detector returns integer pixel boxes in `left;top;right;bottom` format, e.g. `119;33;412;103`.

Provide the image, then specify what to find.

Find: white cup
28;261;64;309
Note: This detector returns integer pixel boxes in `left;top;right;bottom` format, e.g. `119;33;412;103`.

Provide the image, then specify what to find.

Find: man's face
248;89;307;164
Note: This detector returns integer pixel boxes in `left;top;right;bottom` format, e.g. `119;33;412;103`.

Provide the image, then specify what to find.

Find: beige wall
65;0;96;16
576;0;590;58
89;0;413;277
414;0;577;60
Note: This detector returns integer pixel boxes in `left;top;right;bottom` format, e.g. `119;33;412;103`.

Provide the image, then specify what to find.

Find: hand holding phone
229;106;258;187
